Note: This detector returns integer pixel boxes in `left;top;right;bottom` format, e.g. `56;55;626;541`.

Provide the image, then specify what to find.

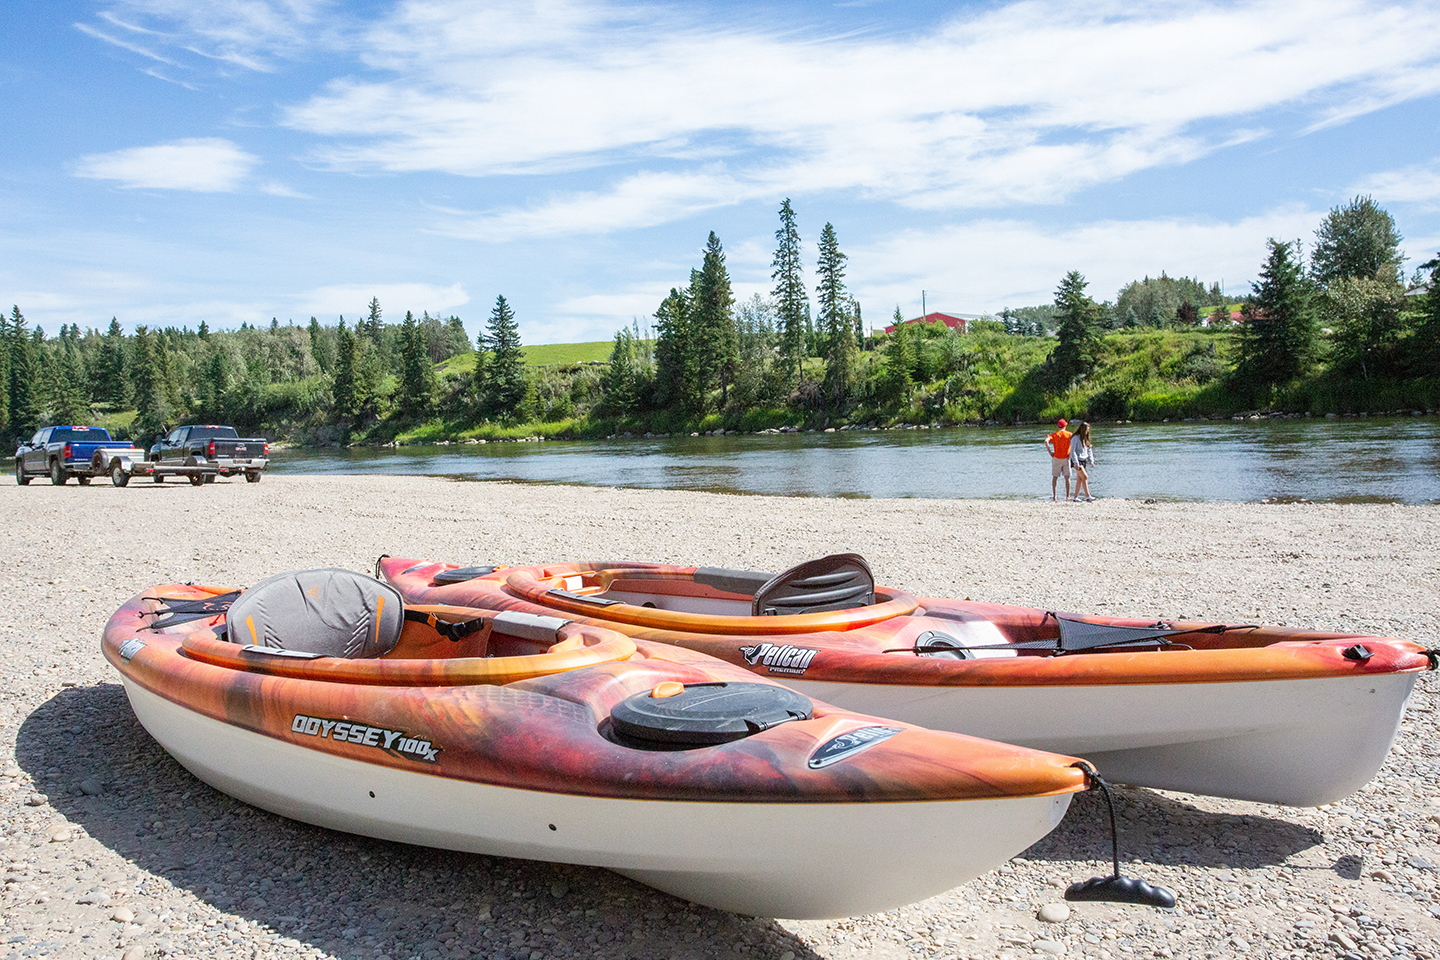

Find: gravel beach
2;474;1437;960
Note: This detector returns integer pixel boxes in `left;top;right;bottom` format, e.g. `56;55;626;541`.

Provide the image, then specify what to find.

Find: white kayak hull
122;680;1074;918
790;672;1418;806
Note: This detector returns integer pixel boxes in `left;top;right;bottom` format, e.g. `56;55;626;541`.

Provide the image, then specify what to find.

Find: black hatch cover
610;682;814;746
433;566;498;584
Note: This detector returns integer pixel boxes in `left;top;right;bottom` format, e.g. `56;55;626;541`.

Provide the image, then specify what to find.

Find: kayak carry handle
1064;761;1176;909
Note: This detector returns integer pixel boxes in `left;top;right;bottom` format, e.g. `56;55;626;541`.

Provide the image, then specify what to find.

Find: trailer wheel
245;470;262;483
111;462;130;487
188;472;205;486
15;460;30;486
50;460;67;486
203;474;216;484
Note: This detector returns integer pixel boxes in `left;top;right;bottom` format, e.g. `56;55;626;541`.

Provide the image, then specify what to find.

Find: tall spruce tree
332;319;358;420
49;342;89;424
397;310;438;418
815;222;856;405
771;199;808;385
0;310;10;438
364;297;383;340
96;318;130;406
1238;239;1315;388
652;287;695;413
129;326;170;443
690;232;737;409
602;327;640;416
7;306;41;437
483;295;525;417
1049;271;1102;387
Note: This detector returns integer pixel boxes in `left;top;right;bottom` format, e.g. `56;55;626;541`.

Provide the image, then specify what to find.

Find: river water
270;417;1440;504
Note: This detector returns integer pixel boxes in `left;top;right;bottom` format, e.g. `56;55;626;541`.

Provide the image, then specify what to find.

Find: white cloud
1356;160;1440;209
298;282;470;320
73;138;259;191
258;180;312;198
81;1;335;73
271;0;1440;238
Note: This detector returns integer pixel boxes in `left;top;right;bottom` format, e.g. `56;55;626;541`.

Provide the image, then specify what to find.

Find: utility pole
921;290;926;323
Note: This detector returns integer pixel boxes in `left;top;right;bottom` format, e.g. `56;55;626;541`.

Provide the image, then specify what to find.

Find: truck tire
111;462;130;487
50;460;68;486
77;475;91;486
203;474;216;484
15;460;29;486
245;470;262;483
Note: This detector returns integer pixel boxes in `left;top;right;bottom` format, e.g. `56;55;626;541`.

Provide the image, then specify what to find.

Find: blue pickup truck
14;426;144;486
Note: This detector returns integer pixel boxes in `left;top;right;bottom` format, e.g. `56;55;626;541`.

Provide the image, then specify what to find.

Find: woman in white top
1069;421;1096;501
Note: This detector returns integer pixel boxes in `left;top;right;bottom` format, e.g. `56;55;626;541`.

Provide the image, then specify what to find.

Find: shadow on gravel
1021;785;1324;871
18;684;825;960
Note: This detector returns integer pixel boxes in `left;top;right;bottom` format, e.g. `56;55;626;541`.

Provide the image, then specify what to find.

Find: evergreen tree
332;319;358;420
652;287;696;413
96;318;130;406
483;295;525;417
1049;271;1101;387
771;199;808;385
0;311;9;438
397;310;438;418
48;342;89;424
1416;254;1440;372
7;306;41;437
364;297;383;340
882;314;916;400
815;222;856;405
1238;239;1315;388
130;326;170;444
308;317;334;373
690;231;737;408
198;319;210;339
1312;196;1404;286
443;316;471;357
602;327;640;416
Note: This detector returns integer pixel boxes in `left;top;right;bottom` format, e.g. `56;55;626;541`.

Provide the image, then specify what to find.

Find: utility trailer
91;449;225;487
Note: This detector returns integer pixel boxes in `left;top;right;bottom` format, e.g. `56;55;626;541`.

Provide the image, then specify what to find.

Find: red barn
883;311;970;334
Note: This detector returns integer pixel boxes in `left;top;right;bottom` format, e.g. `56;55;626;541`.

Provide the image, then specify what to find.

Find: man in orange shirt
1045;418;1073;501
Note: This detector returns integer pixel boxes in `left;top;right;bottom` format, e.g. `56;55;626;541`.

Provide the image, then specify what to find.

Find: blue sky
3;0;1440;345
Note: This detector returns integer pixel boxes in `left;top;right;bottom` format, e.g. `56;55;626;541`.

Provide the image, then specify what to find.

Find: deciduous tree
1312;196;1404;286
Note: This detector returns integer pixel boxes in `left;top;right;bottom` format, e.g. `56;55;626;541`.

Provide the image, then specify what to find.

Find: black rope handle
1073;760;1121;878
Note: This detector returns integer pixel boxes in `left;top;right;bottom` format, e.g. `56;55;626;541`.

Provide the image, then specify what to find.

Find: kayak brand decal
807;726;902;769
290;714;441;764
739;642;819;675
118;638;146;661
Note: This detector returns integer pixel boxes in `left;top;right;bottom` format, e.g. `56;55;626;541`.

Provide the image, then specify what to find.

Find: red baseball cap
1057;418;1067;427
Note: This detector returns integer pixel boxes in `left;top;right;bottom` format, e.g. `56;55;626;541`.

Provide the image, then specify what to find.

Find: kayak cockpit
137;570;637;686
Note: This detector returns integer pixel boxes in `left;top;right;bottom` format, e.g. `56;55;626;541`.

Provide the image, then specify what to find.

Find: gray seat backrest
226;569;404;659
751;553;875;617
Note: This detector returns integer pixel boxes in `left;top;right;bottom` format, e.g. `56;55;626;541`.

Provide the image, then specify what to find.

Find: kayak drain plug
1065;761;1176;909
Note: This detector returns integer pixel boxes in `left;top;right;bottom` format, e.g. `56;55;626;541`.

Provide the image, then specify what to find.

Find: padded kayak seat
226;568;405;659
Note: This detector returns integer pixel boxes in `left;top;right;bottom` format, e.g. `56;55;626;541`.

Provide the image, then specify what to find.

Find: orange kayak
379;554;1434;806
103;571;1088;918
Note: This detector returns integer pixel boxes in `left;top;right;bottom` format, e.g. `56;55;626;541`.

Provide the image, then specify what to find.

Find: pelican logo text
807;726;902;769
290;714;441;764
739;642;819;675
